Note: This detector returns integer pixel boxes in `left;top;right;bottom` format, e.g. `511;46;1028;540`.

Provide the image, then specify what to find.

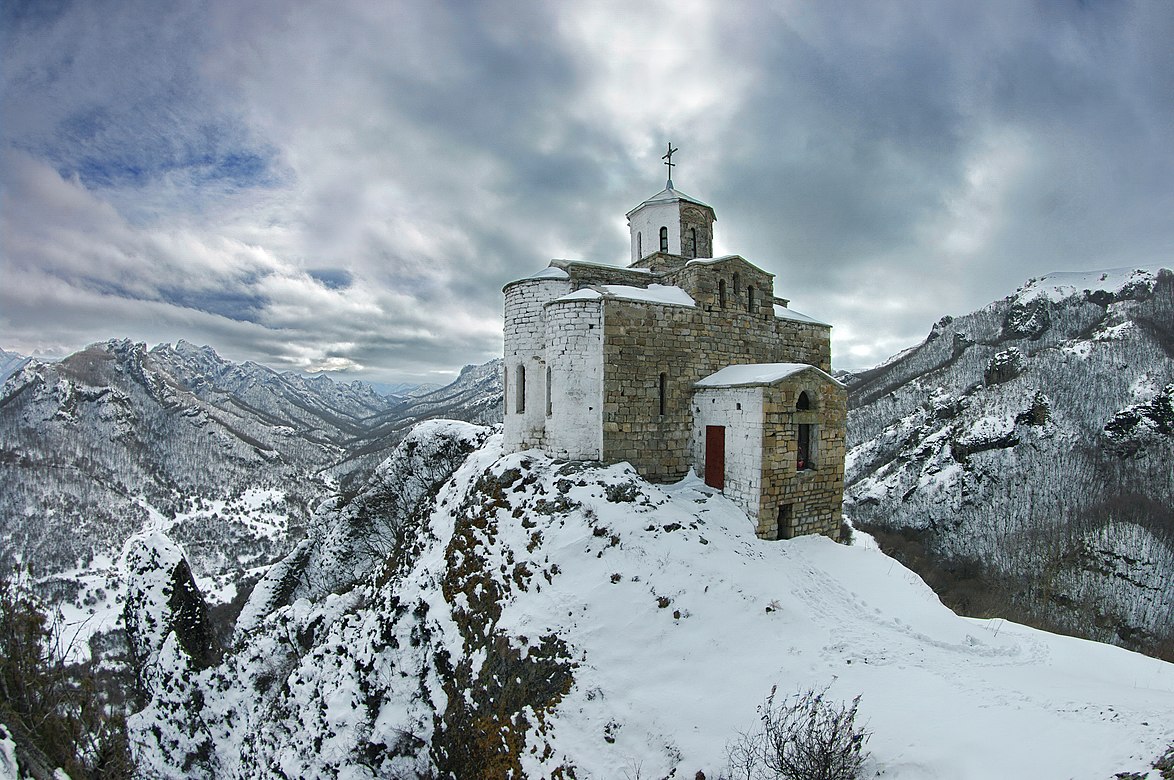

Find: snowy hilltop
120;421;1174;779
845;265;1174;659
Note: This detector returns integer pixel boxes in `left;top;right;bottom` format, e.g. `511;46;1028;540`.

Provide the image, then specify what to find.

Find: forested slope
845;266;1174;658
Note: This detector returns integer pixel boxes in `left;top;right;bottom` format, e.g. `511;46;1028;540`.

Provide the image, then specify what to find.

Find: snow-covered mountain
0;339;502;657
0;339;383;649
149;340;398;433
119;422;1174;779
342;358;504;469
0;347;30;386
370;380;441;398
845;266;1174;659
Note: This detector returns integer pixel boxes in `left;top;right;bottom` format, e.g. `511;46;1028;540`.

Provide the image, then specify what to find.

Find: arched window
515;365;526;414
796;391;814;470
747;285;756;313
688;227;697;258
797;423;814;470
637;232;642;259
718;279;727;309
546;366;552;416
658;372;667;416
733;273;741;294
659;226;668;252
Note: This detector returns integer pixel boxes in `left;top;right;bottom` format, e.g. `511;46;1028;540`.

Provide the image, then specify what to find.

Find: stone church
502;166;846;541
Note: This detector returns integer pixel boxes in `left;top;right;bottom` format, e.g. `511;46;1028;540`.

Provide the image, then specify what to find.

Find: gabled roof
625;185;714;218
695;363;842;389
680;254;774;279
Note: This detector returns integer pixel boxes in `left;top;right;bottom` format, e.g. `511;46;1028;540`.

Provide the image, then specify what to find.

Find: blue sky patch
158;286;268;323
308;269;353;290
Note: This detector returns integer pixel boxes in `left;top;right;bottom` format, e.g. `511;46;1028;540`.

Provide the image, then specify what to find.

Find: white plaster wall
692;387;764;521
503;277;572;452
545;299;604;459
629;200;680;261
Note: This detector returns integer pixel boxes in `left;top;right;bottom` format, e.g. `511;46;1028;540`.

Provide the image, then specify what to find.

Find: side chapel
502;150;846;540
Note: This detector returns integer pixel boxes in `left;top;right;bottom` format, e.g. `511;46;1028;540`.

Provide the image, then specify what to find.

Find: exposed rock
1015;391;1051;426
951;331;973;358
926;315;953;342
1103;384;1174;456
1002;299;1050;339
984;347;1023;385
123;532;219;684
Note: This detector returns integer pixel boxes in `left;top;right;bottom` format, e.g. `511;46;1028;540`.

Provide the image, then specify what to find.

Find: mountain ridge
844;264;1174;659
0;339;503;658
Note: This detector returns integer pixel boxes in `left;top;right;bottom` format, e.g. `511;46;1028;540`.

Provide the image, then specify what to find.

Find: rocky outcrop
1103;383;1174;456
984;347;1023;385
123;533;219;686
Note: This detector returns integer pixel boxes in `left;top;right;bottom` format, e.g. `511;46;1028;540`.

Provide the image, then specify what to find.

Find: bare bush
726;684;870;780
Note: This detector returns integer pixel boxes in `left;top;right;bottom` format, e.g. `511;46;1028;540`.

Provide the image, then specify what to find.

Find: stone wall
757;377;846;541
502;277;571;452
599;285;832;479
665;257;774;320
630;252;687;273
551;260;654;288
692;387;765;522
545;299;604;460
678;203;714;259
668;260;831;371
600;299;697;479
771;319;832;373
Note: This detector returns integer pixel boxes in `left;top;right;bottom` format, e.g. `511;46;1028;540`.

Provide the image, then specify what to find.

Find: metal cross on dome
662;142;678;188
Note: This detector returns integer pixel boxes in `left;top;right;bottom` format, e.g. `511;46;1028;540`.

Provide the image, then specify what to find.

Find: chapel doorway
704;425;725;490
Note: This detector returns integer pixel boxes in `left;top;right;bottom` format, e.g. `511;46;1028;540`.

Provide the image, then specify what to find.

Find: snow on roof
696;362;840;388
557;288;603;302
554;258;652;273
684;255;740;266
605;284;694;306
1014;265;1168;304
554;284;695;307
624;185;713;217
528;266;570;280
774;304;829;326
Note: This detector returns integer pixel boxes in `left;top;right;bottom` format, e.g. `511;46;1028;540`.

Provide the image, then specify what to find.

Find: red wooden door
704;425;725;490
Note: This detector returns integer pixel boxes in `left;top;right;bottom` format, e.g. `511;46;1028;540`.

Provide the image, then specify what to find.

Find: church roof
695;363;841;388
772;304;829;327
527;266;570;280
625;185;714;218
555;284;695;307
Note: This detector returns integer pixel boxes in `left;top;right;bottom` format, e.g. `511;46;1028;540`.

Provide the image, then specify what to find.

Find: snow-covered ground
47;487;294;662
1014;265;1167;304
441;444;1173;779
138;427;1172;778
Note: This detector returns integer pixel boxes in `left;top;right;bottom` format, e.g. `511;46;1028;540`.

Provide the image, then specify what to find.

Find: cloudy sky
3;1;1172;384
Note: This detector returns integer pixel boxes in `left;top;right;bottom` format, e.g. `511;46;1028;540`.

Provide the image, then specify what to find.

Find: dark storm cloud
674;1;1174;365
3;0;1173;379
